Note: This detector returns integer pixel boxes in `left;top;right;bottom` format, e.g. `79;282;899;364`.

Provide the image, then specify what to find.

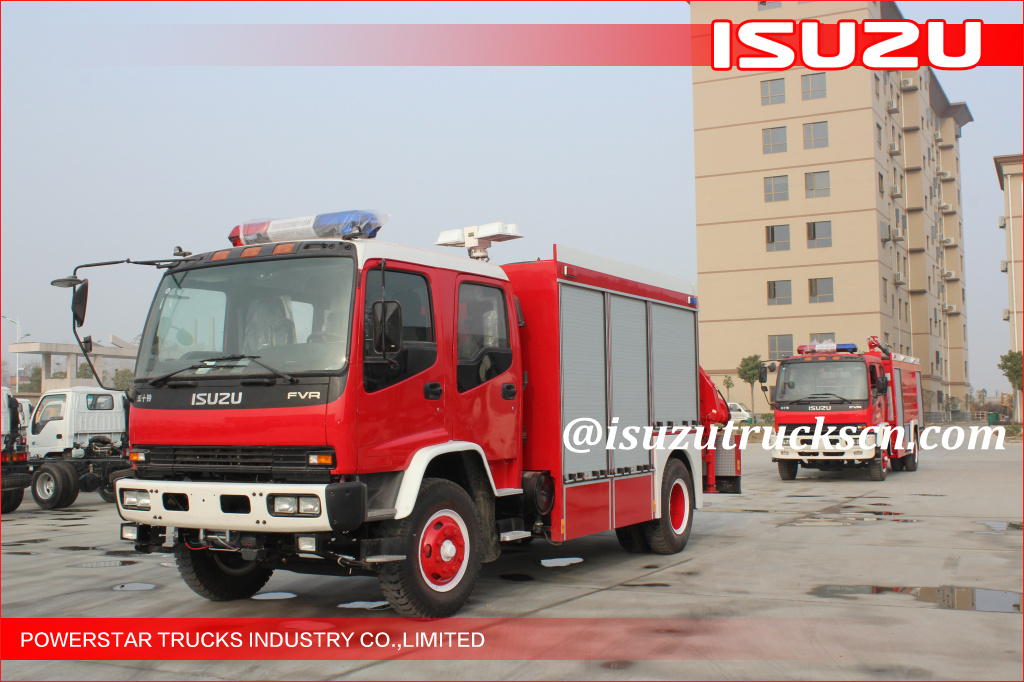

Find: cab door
30;393;68;457
450;277;522;489
356;263;448;469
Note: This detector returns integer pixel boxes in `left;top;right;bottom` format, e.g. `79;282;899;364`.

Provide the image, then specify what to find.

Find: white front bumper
774;433;876;461
115;479;334;532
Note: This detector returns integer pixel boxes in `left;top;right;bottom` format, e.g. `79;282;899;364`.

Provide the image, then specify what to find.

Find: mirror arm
72;325;117;393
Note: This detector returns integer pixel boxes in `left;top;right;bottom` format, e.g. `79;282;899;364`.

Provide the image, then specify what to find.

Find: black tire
98;484;116;503
377;478;482;618
778;460;799;481
868;447;888;481
174;544;273;601
55;461;80;507
31;464;70;510
643;459;694;555
891;456;906;472
615;524;651;553
903;433;919;472
1;488;25;514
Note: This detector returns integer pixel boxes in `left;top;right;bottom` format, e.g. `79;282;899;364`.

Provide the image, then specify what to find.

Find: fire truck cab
55;211;740;617
764;338;923;482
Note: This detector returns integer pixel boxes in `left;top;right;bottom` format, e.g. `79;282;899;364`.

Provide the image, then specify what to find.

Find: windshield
137;256;355;379
776;359;868;403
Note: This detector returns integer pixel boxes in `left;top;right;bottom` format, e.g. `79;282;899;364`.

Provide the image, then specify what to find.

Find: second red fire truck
762;338;924;481
55;211;740;617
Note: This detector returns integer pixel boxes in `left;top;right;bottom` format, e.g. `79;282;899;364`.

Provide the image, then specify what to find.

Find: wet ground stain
811;584;1022;613
3;551;39;555
105;550;145;557
2;538;48;545
499;574;535;582
620;583;671;588
252;592;297;600
58;546;101;551
112;582;157;591
72;560;138;568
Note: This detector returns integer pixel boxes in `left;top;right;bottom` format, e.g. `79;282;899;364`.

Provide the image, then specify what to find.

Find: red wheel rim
668;479;688;534
419;510;468;592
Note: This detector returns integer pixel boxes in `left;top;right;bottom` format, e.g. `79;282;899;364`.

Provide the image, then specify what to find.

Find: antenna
436;222;522;261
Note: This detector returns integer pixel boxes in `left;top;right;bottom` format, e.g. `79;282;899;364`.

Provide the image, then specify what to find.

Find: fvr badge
712;20;982;71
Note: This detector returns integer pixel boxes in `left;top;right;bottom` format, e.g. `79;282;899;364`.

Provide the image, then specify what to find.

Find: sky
1;1;1021;393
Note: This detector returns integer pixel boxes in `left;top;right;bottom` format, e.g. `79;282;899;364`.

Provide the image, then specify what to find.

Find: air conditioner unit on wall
945;304;958;314
887;99;899;113
888;142;901;156
940;203;953;213
941;237;954;246
893;272;906;286
1000;261;1009;273
938;170;951;180
999;216;1007;229
1003;309;1011;321
933;131;942;141
880;223;892;242
892;227;906;242
890;186;903;198
901;78;914;88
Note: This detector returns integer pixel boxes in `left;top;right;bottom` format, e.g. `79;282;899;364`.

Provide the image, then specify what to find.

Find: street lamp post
1;315;31;393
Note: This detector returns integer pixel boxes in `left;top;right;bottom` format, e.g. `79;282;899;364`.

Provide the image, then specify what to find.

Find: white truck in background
27;386;132;508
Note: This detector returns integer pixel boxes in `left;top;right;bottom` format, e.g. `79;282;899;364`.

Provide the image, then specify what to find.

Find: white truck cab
28;387;126;459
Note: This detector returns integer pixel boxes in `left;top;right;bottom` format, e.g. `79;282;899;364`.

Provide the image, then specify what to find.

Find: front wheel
868;447;889;481
377;478;482;618
98;484;116;503
174;544;274;601
1;488;25;514
55;461;80;507
778;460;799;480
643;458;694;555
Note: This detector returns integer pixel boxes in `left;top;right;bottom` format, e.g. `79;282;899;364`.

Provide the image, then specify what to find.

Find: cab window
457;283;512;392
32;394;66;435
363;269;437;393
86;394;115;410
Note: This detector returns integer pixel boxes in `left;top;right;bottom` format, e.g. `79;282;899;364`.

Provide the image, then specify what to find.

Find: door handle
501;383;517;400
424;382;443;400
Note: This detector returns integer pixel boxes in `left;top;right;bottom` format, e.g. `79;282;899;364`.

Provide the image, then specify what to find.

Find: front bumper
774;433;877;461
115;479;366;533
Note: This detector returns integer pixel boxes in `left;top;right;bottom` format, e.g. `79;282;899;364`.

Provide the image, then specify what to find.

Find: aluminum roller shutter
608;294;650;472
560;284;608;478
650;303;698;426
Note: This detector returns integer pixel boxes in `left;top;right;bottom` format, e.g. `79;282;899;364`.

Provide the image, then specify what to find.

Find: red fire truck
54;211;739;617
762;338;923;482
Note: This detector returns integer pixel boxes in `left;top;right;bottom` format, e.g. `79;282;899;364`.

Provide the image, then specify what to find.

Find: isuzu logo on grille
191;392;243;406
808;405;832;411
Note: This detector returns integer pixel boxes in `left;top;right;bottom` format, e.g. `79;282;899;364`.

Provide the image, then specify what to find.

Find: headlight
299;496;321;515
274;496;298;515
121;489;151;510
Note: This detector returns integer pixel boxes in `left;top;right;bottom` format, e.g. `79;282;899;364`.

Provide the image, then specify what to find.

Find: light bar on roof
229;210;389;246
796;342;858;355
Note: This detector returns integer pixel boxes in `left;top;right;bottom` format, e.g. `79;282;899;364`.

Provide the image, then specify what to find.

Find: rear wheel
643;459;694;555
377;478;482;618
868;447;889;481
1;488;25;513
891;456;906;472
98;484;116;503
903;432;919;472
777;460;799;480
174;544;274;601
615;524;651;553
31;464;69;510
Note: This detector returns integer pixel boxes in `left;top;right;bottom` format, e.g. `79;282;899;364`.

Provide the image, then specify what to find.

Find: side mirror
81;336;93;354
758;366;769;384
877;375;888;394
371;301;403;355
72;279;89;327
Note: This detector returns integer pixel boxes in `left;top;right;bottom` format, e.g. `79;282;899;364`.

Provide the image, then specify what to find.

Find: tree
722;375;734;401
112;369;135;391
23;365;42;393
76;363;94;379
737;355;762;423
51;371;67;379
998;351;1023;392
976;388;988;409
1;360;9;388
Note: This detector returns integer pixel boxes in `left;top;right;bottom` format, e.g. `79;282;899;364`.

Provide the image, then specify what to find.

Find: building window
809;277;834;303
763;126;787;154
760;78;785;105
803;121;828;149
809;333;835;344
769;334;794;360
768;280;792;306
876;123;883;149
878;172;885;195
764;175;789;202
874;74;880;98
802;72;826;100
758;1;782;10
805;171;830;198
807;221;832;248
882;277;888;303
766;224;790;251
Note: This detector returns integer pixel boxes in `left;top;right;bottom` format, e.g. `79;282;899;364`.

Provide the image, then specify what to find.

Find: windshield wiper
145;354;296;387
788;392;857;405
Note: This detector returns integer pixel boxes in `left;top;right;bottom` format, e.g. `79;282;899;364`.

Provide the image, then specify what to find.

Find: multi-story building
994;153;1022;421
691;0;972;415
